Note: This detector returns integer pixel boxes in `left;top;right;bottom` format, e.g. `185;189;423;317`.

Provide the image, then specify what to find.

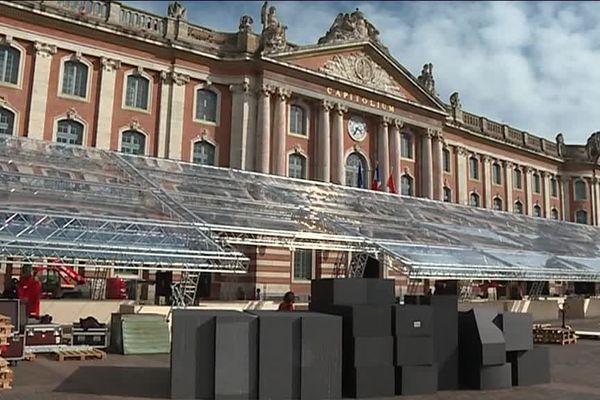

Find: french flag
371;163;381;191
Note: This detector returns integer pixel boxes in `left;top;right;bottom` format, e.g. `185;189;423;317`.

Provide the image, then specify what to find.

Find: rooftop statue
167;1;187;20
417;63;437;96
318;8;381;45
260;1;288;53
586;131;600;166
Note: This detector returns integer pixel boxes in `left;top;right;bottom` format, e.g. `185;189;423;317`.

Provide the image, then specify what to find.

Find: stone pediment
319;53;404;97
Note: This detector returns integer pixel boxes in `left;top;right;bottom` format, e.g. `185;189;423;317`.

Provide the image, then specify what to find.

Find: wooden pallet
52;349;106;362
533;326;577;345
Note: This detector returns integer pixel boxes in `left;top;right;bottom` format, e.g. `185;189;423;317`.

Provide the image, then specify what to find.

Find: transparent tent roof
1;136;599;281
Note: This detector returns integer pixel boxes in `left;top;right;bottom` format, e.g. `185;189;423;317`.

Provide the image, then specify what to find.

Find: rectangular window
401;134;413;159
0;46;20;85
514;169;522;189
125;75;149;110
551;179;558;198
293;249;313;280
493;163;502;185
533;174;541;194
443;149;451;172
470;158;479;180
62;61;88;98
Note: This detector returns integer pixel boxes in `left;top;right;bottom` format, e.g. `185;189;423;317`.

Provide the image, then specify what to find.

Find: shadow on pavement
54;366;170;398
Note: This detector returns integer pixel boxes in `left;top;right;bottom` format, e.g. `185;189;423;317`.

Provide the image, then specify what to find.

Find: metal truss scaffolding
2;135;600;292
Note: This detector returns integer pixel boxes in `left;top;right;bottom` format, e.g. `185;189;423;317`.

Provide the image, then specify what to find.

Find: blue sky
126;1;600;144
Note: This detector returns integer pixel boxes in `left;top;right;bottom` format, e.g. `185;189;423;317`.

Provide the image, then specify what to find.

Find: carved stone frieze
320;53;403;96
101;57;121;72
34;41;57;57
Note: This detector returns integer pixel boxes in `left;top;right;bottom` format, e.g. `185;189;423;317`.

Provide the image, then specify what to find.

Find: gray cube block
460;363;512;390
300;313;343;400
310;305;391;338
395;336;434;366
170;310;257;400
459;309;506;367
507;347;551;386
311;279;368;306
395;365;438;395
392;305;433;337
365;279;395;305
493;312;533;352
343;366;395;398
346;336;393;367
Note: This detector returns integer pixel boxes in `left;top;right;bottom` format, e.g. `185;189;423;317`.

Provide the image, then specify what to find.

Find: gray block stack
458;308;512;390
310;278;396;398
392;304;437;395
494;312;550;386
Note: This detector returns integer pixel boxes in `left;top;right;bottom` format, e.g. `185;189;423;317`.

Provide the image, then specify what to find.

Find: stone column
331;103;347;185
421;129;434;199
542;172;551;218
561;176;569;221
229;78;257;170
378;117;390;191
525;167;534;215
390;119;403;193
166;71;189;161
27;42;57;140
272;87;291;176
456;146;468;205
483;155;492;209
256;85;272;174
317;100;332;182
157;71;172;158
504;161;514;212
95;57;121;150
432;130;444;201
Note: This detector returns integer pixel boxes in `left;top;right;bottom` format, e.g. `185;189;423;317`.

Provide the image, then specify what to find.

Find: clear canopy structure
1;135;600;281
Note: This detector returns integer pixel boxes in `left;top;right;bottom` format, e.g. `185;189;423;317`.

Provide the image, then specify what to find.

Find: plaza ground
1;319;599;400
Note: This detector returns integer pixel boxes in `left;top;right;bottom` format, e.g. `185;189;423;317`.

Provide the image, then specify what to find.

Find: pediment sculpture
260;1;288;53
417;63;437;96
320;53;403;97
318;8;381;45
167;1;187;20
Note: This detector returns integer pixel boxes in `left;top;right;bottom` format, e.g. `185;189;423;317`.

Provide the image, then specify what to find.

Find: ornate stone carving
260;1;287;53
258;84;274;97
0;96;7;108
65;107;78;120
101;57;121;72
417;63;436;96
320;53;403;96
159;70;190;86
381;116;390;127
129;119;141;131
503;160;514;168
318;8;380;45
275;87;291;100
586;131;600;165
456;145;467;156
449;92;463;123
320;99;333;111
230;78;252;95
334;103;348;115
393;118;404;129
34;41;57;57
0;35;13;45
556;133;565;157
239;15;254;33
167;1;187;20
426;128;440;138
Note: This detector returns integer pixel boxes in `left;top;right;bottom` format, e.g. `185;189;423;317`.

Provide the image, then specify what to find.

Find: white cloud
129;1;600;143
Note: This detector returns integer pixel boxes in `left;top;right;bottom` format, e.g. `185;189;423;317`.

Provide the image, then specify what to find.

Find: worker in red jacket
278;291;296;312
17;269;42;319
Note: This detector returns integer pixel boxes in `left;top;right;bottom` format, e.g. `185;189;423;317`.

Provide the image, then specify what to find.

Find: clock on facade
347;115;367;142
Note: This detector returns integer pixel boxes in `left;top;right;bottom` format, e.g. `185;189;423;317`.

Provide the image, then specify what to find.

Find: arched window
443;186;451;202
401;133;413;159
514;168;522;189
533;204;542;217
121;130;146;155
551;177;558;197
575;210;588;224
125;74;150;110
62;60;88;98
289;105;306;135
401;174;413;196
533;173;541;194
514;200;524;214
551;208;559;220
575;180;587;201
0;45;20;85
56;119;84;145
288;153;307;179
493;197;503;211
492;162;502;185
469;156;479;180
192;140;216;166
443;148;451;172
0;107;15;135
196;89;218;122
345;152;367;188
470;192;480;207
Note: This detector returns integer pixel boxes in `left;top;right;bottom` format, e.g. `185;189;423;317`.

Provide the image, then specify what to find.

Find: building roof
1;136;599;281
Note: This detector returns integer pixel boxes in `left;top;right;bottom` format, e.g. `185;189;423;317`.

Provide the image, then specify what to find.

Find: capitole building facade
0;0;599;299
